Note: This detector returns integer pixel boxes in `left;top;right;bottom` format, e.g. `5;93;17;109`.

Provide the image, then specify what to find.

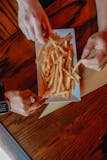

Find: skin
5;90;46;116
17;0;51;44
81;0;107;71
6;0;106;116
16;0;107;71
81;31;107;71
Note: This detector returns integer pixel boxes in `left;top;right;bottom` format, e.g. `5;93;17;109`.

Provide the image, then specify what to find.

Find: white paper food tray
35;29;81;103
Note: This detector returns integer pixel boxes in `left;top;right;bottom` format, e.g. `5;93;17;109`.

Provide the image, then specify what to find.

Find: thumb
42;17;52;40
29;97;47;111
81;37;95;59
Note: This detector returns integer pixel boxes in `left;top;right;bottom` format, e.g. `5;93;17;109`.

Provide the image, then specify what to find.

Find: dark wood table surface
0;0;107;160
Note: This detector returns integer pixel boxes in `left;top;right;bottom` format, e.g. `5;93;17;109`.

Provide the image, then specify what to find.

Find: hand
81;30;107;71
17;0;51;44
5;89;46;116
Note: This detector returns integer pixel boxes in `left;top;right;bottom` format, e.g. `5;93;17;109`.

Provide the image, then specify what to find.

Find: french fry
72;59;82;74
57;56;63;93
36;32;81;99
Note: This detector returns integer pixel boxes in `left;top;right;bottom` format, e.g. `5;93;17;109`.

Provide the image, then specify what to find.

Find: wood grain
0;31;37;92
0;0;107;160
0;0;18;45
0;85;107;160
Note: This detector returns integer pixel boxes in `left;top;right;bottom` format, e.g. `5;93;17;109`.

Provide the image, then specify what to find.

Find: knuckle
96;67;102;71
23;113;29;117
88;37;93;42
24;14;29;22
98;38;106;46
23;106;28;113
96;58;100;65
95;60;102;71
96;56;102;66
88;36;95;42
16;90;20;95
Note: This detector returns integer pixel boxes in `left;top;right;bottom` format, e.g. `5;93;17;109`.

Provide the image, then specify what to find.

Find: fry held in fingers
36;33;81;99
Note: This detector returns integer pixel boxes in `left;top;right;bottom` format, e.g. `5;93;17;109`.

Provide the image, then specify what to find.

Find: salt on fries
36;33;81;98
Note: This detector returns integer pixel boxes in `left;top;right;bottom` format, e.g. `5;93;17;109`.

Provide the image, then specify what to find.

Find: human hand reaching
17;0;52;44
81;30;107;71
5;89;46;116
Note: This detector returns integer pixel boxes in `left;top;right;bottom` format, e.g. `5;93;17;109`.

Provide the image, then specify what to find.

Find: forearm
16;0;38;3
95;0;107;31
16;0;39;7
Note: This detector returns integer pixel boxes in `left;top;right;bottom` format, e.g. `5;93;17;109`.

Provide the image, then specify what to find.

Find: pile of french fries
36;33;81;98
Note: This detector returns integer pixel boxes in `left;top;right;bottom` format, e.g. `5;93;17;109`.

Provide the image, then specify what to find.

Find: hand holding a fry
17;0;51;44
81;30;107;71
5;89;46;116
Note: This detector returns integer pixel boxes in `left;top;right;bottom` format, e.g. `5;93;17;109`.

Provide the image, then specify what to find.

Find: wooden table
0;0;107;160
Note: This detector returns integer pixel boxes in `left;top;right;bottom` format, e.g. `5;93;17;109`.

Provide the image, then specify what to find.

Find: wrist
98;26;107;32
95;0;107;32
98;28;107;35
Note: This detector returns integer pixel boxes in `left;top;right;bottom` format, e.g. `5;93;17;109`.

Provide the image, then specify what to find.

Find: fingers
29;97;47;110
18;22;29;40
24;97;46;116
5;89;46;116
20;17;51;44
81;37;95;58
42;15;52;39
32;19;46;44
19;17;35;41
19;89;44;108
81;32;107;71
81;51;107;71
22;91;46;115
18;13;51;43
32;14;52;44
25;24;35;41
